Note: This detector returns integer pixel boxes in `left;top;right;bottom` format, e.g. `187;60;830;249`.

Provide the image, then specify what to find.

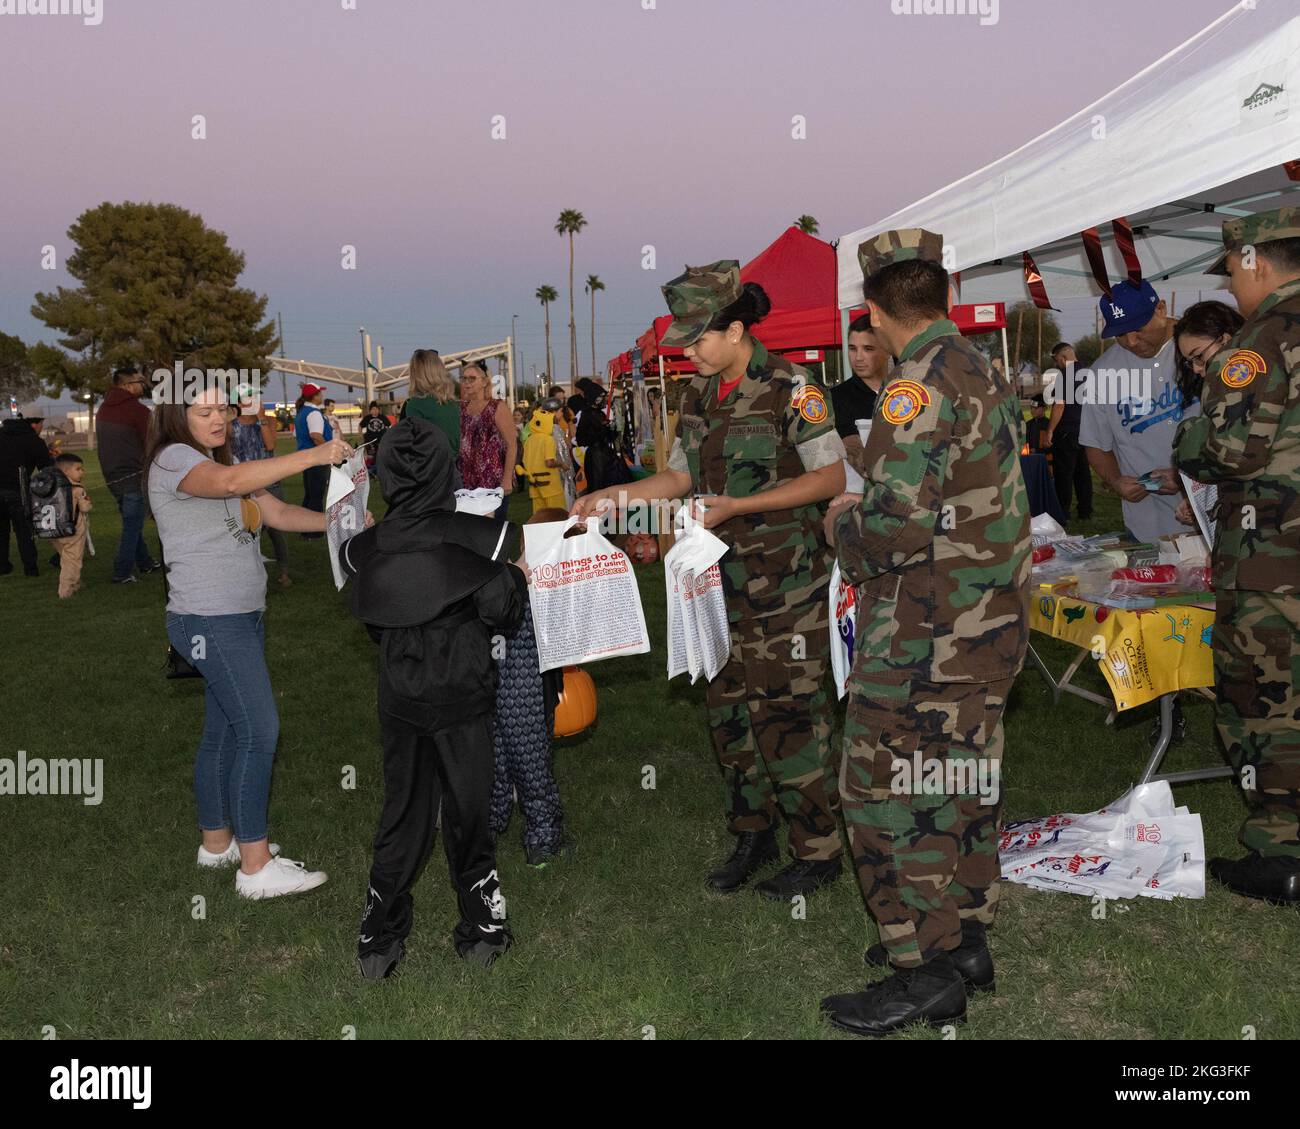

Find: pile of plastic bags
1000;781;1205;900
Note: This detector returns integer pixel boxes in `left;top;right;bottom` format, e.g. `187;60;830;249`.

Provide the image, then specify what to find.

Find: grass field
1;444;1297;1041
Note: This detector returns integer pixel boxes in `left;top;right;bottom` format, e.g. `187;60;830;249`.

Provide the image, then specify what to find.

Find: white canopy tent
835;0;1300;313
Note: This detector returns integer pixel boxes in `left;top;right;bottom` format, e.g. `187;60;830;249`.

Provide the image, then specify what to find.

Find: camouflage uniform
1175;208;1300;861
835;230;1032;968
663;262;846;861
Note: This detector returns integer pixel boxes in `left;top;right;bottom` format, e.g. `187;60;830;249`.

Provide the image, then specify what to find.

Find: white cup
855;419;873;445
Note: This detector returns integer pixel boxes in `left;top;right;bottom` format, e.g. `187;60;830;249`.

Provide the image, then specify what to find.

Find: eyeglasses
1184;334;1227;374
189;405;236;420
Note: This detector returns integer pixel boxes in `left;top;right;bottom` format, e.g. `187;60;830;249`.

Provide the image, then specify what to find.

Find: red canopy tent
629;227;843;375
613;228;1009;380
605;351;634;380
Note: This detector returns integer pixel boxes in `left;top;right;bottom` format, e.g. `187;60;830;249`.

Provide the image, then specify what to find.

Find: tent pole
1001;327;1010;389
839;307;850;383
507;334;516;406
658;355;668;437
1013;308;1023;379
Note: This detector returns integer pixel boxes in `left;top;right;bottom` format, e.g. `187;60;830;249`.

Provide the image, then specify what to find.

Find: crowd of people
2;207;1296;1038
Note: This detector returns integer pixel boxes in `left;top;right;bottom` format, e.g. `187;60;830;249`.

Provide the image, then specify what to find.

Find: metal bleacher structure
267;330;516;408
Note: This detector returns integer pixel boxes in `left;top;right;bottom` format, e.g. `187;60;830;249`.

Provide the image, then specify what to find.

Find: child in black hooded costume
340;417;526;977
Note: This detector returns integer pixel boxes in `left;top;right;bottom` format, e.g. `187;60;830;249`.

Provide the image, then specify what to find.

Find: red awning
950;302;1007;334
626;236;1006;376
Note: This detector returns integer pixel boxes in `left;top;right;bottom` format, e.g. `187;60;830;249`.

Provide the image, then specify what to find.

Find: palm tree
535;284;558;381
585;274;605;381
554;209;587;387
795;214;820;235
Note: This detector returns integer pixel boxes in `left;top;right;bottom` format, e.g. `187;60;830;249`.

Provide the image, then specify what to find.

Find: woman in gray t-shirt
147;386;355;901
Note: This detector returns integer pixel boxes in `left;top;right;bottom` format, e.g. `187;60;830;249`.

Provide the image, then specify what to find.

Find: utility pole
511;313;520;405
277;312;289;408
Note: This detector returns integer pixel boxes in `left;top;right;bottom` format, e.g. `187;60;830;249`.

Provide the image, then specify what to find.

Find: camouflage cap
857;228;945;280
1206;206;1300;275
660;260;742;348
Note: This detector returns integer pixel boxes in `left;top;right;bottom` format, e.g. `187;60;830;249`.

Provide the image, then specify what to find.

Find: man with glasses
97;364;161;583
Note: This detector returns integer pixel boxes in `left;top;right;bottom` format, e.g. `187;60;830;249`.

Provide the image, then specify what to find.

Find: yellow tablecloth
1029;591;1215;711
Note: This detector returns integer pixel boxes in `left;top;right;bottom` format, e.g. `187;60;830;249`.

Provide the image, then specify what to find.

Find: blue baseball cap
1099;279;1160;338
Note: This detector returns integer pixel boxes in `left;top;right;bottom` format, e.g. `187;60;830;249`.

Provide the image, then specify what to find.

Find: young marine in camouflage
670;338;845;862
1175;208;1300;882
834;230;1032;971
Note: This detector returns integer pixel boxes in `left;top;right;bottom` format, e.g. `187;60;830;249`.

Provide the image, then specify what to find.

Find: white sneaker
197;841;281;869
235;856;328;900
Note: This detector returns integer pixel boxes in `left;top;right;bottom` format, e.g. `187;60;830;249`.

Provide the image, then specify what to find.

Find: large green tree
1073;332;1104;367
795;214;820;235
30;201;279;421
0;332;43;405
970;301;1063;377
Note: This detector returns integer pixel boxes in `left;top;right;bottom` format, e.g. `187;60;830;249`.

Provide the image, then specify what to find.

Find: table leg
1027;643;1060;704
1137;693;1174;784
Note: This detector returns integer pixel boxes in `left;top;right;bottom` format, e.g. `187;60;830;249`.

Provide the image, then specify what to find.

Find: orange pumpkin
625;532;659;565
553;665;597;737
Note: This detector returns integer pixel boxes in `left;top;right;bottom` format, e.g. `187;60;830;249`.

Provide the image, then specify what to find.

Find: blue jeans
166;610;279;842
113;491;155;579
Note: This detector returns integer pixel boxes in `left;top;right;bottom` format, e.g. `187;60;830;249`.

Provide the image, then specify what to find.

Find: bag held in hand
663;507;729;684
522;515;650;673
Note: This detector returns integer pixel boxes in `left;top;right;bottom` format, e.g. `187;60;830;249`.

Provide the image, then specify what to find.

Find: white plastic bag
326;449;370;590
1030;512;1068;543
663;510;729;683
523;515;651;673
999;780;1205;901
829;561;858;700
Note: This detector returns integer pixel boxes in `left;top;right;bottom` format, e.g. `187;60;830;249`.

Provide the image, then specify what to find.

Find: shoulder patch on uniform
1221;349;1265;389
793;385;828;424
879;379;932;425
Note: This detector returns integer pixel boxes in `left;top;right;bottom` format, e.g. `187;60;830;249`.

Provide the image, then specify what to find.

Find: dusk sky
0;0;1238;402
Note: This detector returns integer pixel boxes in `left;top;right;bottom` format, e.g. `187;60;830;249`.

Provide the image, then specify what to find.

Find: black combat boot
1209;853;1300;904
864;920;995;993
753;857;842;899
705;829;779;892
821;953;967;1037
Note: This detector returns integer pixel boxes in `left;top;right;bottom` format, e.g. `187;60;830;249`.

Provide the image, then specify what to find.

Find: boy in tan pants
51;453;92;598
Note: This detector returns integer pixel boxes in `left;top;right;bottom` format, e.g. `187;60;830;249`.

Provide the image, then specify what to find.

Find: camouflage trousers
705;610;842;861
840;677;1012;968
1213;590;1300;859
